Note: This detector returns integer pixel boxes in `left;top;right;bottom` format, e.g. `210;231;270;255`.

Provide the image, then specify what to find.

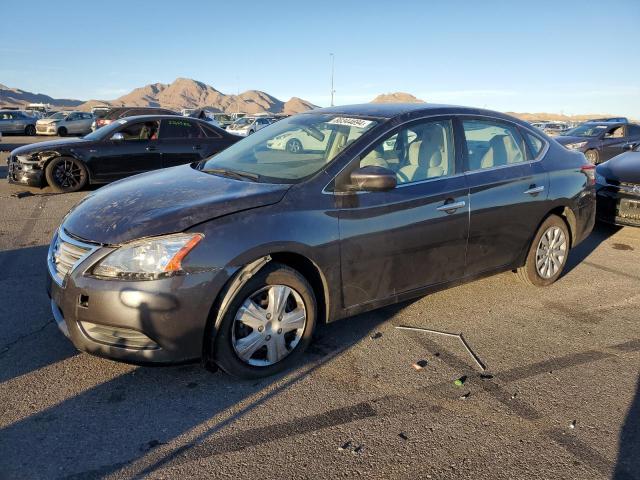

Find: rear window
160;119;204;139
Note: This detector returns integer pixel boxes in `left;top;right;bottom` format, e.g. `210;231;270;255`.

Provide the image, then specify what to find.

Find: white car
36;111;94;136
226;116;273;136
267;127;330;153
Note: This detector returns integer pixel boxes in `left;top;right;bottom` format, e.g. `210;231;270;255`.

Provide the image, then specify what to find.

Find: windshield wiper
202;167;259;182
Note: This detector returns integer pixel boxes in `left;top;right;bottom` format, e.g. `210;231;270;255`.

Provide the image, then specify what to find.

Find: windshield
199;113;379;183
82;119;127;141
232;117;254;127
50;112;67;120
562;124;608;137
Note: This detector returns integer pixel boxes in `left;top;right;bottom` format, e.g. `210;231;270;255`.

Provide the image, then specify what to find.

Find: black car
47;104;595;378
595;145;640;226
555;121;640;164
94;106;179;130
8;115;240;192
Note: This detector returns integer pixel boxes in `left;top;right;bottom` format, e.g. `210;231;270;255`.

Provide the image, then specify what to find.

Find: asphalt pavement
0;145;638;479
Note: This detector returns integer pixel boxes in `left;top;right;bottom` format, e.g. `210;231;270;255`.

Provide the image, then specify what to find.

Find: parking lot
0;141;639;479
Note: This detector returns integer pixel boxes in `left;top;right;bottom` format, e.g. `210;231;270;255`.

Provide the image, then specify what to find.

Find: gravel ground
0;144;638;479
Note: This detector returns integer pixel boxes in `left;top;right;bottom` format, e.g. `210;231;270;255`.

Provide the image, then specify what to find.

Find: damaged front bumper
7;154;45;187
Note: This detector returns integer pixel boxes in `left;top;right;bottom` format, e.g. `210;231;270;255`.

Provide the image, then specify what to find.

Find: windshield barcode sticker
328;117;373;128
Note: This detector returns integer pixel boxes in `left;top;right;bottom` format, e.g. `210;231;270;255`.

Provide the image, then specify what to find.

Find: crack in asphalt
0;318;54;358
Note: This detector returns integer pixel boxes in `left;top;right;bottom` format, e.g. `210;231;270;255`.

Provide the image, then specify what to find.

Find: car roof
580;121;626;128
302;103;526;122
115;114;216;123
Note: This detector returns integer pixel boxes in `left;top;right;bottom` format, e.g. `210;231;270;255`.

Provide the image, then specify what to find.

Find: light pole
329;53;335;107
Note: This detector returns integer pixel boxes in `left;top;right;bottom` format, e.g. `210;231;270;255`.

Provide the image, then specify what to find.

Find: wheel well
270;252;329;325
547;206;576;247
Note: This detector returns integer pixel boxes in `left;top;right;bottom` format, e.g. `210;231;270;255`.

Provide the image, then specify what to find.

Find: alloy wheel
231;285;307;366
53;159;83;189
535;226;567;279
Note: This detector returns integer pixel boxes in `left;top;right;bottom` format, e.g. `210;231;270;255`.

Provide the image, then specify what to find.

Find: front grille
618;198;640;220
49;231;96;285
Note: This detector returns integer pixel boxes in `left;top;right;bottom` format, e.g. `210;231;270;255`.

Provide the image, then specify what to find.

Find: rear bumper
46;247;228;365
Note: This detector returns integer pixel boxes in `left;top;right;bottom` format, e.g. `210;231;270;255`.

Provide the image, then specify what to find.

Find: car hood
62;164;291;244
37;118;62;125
11;137;89;156
597;151;640;184
554;135;591;145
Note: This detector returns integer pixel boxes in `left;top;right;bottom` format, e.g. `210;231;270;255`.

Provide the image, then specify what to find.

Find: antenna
329;53;335;107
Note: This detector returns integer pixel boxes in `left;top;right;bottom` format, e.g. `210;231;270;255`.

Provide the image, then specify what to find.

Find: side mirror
623;142;637;151
350;165;397;192
110;132;124;141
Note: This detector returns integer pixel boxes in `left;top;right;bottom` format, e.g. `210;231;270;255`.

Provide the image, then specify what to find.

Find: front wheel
515;215;570;286
45;157;88;193
57;126;67;137
585;149;599;165
25;125;36;136
286;138;303;153
212;263;316;379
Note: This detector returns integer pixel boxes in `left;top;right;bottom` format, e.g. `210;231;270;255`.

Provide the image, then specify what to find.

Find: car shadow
563;221;621;276
614;375;639;479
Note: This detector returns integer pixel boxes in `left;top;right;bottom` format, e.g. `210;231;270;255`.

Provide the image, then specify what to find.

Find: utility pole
329;53;335;107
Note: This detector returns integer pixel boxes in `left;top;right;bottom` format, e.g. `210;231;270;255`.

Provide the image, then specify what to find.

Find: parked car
588;117;628;123
8;115;239;192
0;110;37;135
555;122;640;164
36;111;94;136
93;106;179;130
226;116;274;136
45;104;595;378
595;144;640;227
188;108;222;128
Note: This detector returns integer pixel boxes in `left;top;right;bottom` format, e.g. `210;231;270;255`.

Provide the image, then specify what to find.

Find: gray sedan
0;110;37;135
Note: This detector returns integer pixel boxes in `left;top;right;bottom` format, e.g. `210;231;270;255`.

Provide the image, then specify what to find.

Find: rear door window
462;119;527;170
160;119;204;139
522;130;545;160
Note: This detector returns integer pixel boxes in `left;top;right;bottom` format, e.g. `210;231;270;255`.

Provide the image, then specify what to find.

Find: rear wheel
24;125;36;136
45;157;88;193
57;126;67;137
515;215;570;286
212;263;316;379
585;149;599;164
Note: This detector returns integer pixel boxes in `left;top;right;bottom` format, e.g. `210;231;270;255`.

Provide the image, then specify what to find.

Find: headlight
595;172;607;185
91;233;203;280
565;141;587;150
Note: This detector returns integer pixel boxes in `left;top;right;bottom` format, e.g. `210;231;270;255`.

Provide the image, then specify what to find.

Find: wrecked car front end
7;152;48;187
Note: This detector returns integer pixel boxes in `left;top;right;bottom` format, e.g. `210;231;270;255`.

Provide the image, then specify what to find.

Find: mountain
371;92;425;104
0;83;82;108
77;78;318;114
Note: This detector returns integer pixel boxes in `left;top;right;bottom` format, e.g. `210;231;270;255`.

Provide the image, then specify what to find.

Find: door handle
436;200;466;213
146;146;157;152
524;185;545;195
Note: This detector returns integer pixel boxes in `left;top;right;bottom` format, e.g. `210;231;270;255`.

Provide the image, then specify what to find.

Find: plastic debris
569;420;576;429
454;375;467;387
11;191;34;199
338;441;364;454
412;359;429;370
338;441;352;451
398;432;408;440
370;332;383;339
480;373;494;380
460;392;471;400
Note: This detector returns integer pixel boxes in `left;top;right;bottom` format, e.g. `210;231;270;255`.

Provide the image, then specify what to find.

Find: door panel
338;177;469;307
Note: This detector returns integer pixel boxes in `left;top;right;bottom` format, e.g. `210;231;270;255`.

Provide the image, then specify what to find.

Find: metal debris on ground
398;432;408;440
569;420;577;429
412;359;429;370
338;441;364;453
460;392;471;400
395;325;487;371
370;332;383;339
454;375;467;387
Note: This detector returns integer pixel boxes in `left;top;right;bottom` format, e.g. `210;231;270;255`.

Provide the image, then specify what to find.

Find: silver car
36;111;94;136
0;110;37;136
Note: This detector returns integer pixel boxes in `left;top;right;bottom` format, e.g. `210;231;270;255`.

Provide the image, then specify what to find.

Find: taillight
581;164;595;186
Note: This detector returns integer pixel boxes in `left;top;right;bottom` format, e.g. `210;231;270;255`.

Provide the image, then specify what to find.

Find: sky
1;0;639;117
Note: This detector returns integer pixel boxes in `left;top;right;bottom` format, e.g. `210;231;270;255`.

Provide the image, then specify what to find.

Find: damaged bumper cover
7;153;45;187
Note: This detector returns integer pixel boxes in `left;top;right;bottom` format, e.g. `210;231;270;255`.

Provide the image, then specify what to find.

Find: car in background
44;104;595;378
531;122;569;136
8;115;239;192
93;106;179;130
267;126;332;153
187;108;222;128
588;117;628;123
227;116;274;136
595;144;640;226
0;110;37;135
555;122;640;164
213;113;234;129
36;111;94;136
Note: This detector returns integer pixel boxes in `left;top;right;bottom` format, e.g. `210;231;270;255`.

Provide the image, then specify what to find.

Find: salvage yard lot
0;147;638;479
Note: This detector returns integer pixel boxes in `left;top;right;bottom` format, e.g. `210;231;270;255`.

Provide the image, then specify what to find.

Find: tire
286;138;303;153
585;149;599;165
57;127;67;137
45;157;88;193
247;129;254;135
515;214;570;287
24;125;36;136
212;263;316;379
